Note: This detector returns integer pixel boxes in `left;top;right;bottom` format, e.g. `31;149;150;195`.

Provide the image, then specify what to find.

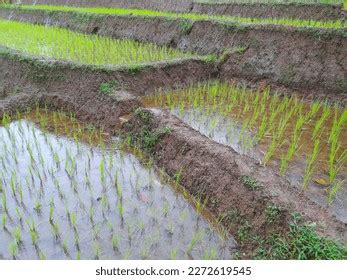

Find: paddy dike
18;0;345;21
122;108;347;258
0;48;346;258
0;47;213;128
0;7;346;100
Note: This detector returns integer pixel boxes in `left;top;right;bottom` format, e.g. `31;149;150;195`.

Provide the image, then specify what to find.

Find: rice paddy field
0;0;346;261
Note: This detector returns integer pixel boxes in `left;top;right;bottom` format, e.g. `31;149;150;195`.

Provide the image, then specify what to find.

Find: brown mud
0;47;213;127
0;7;346;98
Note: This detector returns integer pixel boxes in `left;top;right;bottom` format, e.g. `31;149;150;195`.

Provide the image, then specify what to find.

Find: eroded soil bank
0;47;213;128
18;0;345;21
1;7;345;97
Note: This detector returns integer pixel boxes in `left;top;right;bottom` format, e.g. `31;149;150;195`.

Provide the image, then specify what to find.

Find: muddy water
0;118;236;260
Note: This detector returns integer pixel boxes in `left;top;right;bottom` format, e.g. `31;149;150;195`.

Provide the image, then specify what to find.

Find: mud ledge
0;47;213;127
1;7;346;97
122;108;346;258
192;2;344;21
17;1;345;21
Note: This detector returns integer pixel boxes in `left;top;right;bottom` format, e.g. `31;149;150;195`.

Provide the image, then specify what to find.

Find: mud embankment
192;2;344;21
0;7;346;98
122;108;347;257
17;0;345;21
0;47;213;128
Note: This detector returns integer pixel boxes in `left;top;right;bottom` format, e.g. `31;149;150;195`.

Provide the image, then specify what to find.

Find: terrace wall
15;0;345;20
1;8;346;98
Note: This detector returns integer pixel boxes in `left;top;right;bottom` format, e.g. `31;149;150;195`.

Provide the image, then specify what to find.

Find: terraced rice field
0;0;346;260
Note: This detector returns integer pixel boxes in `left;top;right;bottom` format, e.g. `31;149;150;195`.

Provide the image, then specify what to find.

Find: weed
241;175;262;190
265;205;282;224
99;81;119;95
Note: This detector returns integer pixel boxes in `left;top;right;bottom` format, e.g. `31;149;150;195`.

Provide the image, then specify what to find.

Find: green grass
0;19;193;67
255;214;347;260
1;4;346;29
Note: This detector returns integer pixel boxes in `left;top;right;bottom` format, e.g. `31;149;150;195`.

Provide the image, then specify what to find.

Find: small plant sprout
303;139;321;189
9;240;18;259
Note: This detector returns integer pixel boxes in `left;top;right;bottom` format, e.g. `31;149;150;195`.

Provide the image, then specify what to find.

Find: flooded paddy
0;110;236;260
143;81;347;206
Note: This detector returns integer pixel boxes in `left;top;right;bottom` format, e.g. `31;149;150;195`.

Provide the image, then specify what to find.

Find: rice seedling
0;110;236;259
303;139;321;189
146;81;346;201
8;240;18;259
0;19;193;67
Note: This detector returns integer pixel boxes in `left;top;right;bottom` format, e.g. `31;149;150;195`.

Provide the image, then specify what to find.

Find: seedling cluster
0;108;235;259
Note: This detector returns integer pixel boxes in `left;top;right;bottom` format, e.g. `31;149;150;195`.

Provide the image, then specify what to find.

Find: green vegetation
0;107;232;260
0;19;193;67
99;81;119;95
144;81;346;202
241;175;262;190
1;4;346;29
199;0;345;5
255;214;346;260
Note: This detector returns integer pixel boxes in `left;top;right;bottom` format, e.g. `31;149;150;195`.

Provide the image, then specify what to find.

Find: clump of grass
99;81;119;95
255;214;347;260
241;175;262;190
265;205;282;224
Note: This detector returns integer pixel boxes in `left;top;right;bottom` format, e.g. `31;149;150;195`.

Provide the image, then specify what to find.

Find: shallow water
167;107;347;223
0;119;236;260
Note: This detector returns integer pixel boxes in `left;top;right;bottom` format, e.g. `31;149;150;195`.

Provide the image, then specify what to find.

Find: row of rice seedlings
4;4;345;28
200;0;345;5
0;108;232;259
144;81;346;202
0;19;193;67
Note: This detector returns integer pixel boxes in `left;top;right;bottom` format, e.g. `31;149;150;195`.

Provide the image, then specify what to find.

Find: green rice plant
328;179;346;205
111;234;120;251
203;247;218;260
0;19;193;67
62;238;69;255
303;139;321;189
51;221;60;240
312;105;331;140
6;4;346;29
187;230;205;255
93;241;101;260
13;226;22;244
170;248;178;260
8;240;18;259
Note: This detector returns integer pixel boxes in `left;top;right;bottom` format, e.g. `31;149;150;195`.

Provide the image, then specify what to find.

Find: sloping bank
18;0;345;21
0;6;346;99
122;107;347;259
0;47;213;128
